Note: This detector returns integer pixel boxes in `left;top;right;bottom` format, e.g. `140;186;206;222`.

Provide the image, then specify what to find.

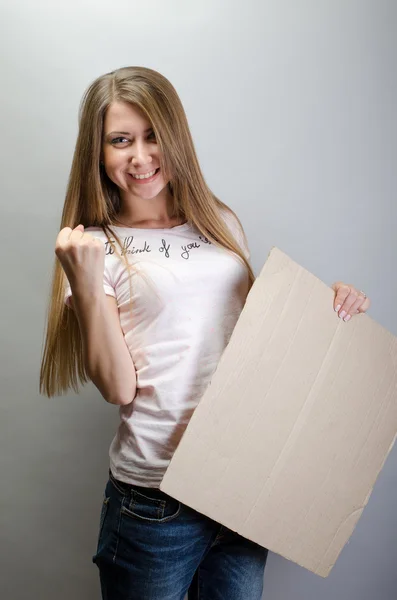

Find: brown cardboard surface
160;247;397;577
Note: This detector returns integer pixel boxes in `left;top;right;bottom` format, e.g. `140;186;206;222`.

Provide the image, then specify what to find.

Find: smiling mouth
129;168;160;180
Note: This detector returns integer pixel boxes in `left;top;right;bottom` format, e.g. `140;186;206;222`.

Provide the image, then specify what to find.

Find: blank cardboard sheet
161;248;397;577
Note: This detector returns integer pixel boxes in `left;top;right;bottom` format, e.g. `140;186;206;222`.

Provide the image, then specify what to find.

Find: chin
139;189;168;201
130;180;169;199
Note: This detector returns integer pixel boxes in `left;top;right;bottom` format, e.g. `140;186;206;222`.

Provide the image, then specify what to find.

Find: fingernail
344;314;351;322
339;310;346;319
335;305;341;312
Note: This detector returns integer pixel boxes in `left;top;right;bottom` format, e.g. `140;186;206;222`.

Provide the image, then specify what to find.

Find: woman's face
102;101;170;201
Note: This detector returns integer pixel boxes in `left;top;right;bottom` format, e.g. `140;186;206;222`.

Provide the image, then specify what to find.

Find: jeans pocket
121;488;181;523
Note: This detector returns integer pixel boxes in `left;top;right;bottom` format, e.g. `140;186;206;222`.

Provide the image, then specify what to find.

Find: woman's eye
111;137;129;144
148;131;156;141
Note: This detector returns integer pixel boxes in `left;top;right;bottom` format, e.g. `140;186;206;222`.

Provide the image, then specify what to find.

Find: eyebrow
106;128;153;136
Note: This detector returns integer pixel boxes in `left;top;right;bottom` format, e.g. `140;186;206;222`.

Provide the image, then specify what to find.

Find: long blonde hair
39;66;255;397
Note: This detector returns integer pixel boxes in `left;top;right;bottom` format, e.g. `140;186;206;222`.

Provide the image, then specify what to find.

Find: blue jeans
92;470;268;599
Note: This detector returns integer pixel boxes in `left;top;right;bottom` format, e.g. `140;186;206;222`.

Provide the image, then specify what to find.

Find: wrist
71;285;105;305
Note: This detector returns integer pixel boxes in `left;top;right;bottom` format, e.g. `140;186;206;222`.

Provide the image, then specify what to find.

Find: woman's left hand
331;282;371;322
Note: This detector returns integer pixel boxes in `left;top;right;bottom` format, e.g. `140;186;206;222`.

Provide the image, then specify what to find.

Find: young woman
40;66;370;600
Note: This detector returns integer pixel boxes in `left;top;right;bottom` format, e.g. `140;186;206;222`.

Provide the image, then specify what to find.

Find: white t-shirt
64;208;251;487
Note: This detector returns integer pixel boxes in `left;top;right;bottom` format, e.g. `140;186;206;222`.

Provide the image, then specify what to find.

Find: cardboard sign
161;248;397;577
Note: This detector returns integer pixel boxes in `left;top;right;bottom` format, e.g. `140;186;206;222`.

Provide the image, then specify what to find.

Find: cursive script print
104;240;116;256
159;239;171;258
104;237;151;256
181;241;201;260
198;235;212;245
104;235;211;260
121;236;151;255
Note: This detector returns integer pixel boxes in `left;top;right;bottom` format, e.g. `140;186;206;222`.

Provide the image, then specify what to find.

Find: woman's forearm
71;290;137;405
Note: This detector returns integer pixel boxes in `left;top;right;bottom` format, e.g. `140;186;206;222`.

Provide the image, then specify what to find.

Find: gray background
1;0;396;598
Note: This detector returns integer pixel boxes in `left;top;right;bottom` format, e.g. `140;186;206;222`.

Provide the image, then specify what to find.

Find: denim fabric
92;470;268;600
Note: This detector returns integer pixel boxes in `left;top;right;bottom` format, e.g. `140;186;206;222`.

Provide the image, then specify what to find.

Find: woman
40;66;370;600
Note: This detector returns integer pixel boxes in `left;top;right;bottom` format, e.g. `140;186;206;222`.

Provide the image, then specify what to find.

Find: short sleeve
64;265;116;308
220;208;251;261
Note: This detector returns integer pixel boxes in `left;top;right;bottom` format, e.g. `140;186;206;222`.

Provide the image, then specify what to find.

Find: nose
130;139;153;167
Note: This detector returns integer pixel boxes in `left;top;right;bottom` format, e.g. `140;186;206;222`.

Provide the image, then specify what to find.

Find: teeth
131;169;157;180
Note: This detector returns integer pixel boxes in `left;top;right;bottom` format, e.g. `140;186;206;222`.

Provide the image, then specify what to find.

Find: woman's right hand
55;225;105;296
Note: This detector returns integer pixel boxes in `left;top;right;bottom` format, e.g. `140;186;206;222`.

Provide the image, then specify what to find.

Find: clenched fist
55;224;105;296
